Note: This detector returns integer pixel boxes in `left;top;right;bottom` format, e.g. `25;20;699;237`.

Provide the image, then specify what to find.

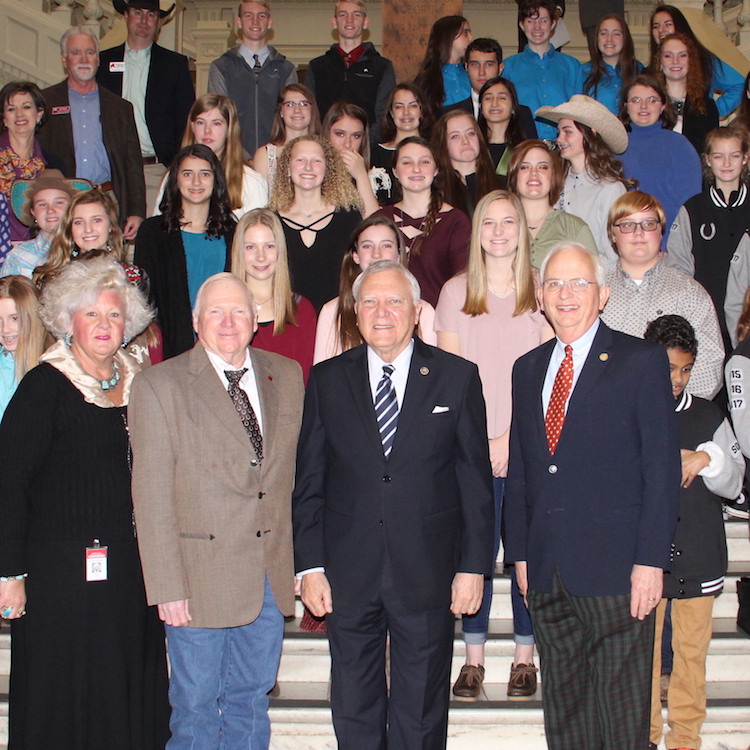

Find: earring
63;332;72;347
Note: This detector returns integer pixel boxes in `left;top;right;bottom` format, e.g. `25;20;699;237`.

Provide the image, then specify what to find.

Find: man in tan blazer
129;273;304;750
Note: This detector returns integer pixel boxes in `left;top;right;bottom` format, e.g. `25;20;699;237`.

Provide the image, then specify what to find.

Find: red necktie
545;345;573;455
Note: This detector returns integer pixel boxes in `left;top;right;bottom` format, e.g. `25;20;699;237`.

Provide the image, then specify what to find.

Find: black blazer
442;97;538;140
97;43;195;167
134;216;235;360
292;338;495;612
504;322;682;597
680;95;719;157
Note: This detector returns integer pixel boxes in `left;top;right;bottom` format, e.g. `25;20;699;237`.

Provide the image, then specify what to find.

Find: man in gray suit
130;272;304;749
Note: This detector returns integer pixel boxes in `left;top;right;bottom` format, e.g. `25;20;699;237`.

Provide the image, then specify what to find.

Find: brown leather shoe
507;662;538;699
452;664;485;701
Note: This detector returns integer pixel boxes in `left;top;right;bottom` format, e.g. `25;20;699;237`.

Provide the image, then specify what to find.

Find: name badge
109;61;126;73
85;540;108;582
51;106;70;115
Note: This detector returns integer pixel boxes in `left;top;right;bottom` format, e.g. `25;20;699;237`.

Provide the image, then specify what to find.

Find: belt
95;181;113;192
142;155;159;165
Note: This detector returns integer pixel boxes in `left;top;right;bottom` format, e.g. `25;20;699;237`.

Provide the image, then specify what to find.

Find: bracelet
0;574;27;582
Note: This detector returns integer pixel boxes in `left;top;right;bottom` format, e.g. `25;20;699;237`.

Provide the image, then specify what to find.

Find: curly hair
379;82;434;144
34;189;124;287
507;139;565;207
432;110;499;216
0;274;47;381
657;33;710;115
182;94;246;211
268;83;321;146
40;255;153;342
644;313;697;356
647;5;713;86
702;126;750;184
619;74;677;130
462;189;537;317
477;77;526;148
159;144;235;238
0;81;48;130
413;16;468;114
584;15;640;102
230;208;298;335
268;135;363;213
565;121;637;189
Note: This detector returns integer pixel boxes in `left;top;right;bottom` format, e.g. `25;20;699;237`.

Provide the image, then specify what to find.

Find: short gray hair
352;259;421;305
538;242;606;286
193;272;255;318
60;26;99;57
40;255;153;341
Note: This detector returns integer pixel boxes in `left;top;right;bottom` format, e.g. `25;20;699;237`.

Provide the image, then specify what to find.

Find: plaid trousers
528;571;655;750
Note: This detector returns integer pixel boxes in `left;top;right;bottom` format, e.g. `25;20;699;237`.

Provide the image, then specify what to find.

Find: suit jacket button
250;459;259;467
383;475;392;482
548;465;557;474
256;530;262;537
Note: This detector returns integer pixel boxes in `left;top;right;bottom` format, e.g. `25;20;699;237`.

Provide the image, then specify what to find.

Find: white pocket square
432;405;450;414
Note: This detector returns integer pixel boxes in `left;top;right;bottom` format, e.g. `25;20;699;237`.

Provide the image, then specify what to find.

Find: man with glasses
208;1;298;155
504;241;681;750
305;0;395;142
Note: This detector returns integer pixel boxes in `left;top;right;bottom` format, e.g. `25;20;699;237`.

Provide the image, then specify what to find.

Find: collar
239;44;269;67
675;390;693;412
125;42;152;58
523;43;555;60
366;338;414;375
337;43;365;67
709;183;747;208
204;347;253;375
616;255;663;283
554;317;600;356
68;84;99;99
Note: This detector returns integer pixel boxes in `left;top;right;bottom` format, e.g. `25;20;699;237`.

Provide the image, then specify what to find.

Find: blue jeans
462;476;535;646
165;576;283;750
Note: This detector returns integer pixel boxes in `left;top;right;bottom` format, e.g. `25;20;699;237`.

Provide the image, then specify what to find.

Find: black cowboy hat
113;0;175;18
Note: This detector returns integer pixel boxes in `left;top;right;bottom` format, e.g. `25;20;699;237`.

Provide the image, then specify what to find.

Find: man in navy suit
293;260;494;750
504;242;681;750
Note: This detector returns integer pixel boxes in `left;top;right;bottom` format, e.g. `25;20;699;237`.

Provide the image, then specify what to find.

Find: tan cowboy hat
10;170;92;227
535;95;629;154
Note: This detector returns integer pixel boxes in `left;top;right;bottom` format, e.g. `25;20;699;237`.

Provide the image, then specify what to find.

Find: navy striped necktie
375;364;399;458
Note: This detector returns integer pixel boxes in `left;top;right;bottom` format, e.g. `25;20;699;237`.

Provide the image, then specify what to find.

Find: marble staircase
0;519;748;749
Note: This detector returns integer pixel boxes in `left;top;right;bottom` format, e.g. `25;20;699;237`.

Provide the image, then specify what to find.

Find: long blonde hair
230;208;297;335
34;190;124;287
183;94;246;211
462;190;538;317
0;275;47;381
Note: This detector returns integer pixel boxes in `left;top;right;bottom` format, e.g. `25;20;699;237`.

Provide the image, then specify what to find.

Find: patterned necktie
225;369;263;462
0;194;12;265
545;345;573;455
375;364;398;458
253;53;262;71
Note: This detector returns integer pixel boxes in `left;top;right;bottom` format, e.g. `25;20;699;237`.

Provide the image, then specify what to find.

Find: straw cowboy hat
535;95;629;154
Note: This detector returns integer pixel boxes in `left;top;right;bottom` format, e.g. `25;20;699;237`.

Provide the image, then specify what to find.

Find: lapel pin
599;353;609;361
420;366;429;375
268;375;273;381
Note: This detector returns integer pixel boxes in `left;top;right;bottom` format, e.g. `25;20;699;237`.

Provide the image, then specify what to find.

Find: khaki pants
650;595;715;749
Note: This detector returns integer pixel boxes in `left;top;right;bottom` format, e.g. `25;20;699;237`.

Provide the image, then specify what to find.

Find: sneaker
725;494;750;520
452;664;485;701
507;662;538;700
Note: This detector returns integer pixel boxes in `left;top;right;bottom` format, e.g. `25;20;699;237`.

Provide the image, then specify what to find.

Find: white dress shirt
205;347;263;433
366;340;414;408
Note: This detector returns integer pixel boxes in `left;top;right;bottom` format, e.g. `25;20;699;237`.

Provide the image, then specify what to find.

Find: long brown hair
34;189;124;286
0;275;47;381
584;15;639;100
656;32;710;115
462;190;537;317
335;214;407;352
230;208;298;335
432;110;499;216
565;122;637;188
268;83;321;146
507;140;565;206
380;82;434;143
183;94;246;211
322;101;372;167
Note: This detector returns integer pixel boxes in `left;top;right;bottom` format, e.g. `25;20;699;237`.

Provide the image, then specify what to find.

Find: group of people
0;1;749;750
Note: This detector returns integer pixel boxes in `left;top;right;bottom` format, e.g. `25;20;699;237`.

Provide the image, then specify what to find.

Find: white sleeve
666;206;695;277
726;353;750;459
725;234;750;349
696;418;744;498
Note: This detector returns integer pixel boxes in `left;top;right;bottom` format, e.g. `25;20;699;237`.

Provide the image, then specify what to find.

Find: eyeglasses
282;101;312;109
543;278;597;294
627;96;660;106
613;219;660;233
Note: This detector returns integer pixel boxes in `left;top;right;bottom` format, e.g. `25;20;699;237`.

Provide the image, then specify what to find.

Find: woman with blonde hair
252;83;321;191
314;213;436;362
154;93;267;218
0;275;47;418
230;208;316;382
269;134;362;312
435;189;552;702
